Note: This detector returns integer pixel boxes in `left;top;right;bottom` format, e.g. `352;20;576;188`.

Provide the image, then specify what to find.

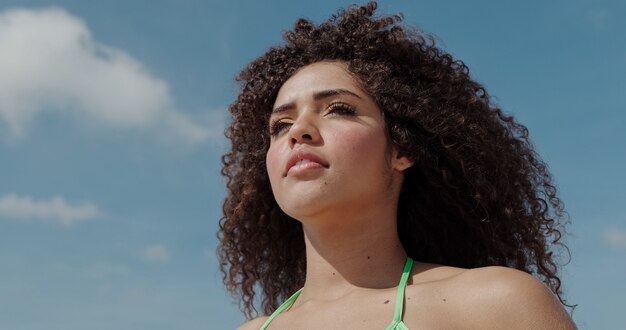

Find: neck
299;209;407;300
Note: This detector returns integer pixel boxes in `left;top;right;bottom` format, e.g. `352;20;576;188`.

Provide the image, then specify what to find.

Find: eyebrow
271;88;362;114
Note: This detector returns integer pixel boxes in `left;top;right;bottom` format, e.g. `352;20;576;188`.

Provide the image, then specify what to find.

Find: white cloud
0;7;211;145
141;244;171;263
0;193;101;226
193;109;229;147
604;227;626;249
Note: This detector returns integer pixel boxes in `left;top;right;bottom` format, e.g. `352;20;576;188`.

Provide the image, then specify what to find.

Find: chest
264;289;460;330
267;300;395;329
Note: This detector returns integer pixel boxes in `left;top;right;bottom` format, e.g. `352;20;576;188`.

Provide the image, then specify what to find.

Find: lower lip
287;162;325;176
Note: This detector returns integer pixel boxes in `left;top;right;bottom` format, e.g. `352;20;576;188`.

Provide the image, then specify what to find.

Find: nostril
290;133;315;146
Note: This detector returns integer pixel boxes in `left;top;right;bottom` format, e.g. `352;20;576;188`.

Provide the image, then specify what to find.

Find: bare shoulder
236;316;268;330
451;266;576;329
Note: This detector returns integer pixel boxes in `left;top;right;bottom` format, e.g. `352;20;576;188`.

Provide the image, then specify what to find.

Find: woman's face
265;62;411;221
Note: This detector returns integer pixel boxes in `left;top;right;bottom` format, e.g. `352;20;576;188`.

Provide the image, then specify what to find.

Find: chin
279;204;320;221
277;197;333;222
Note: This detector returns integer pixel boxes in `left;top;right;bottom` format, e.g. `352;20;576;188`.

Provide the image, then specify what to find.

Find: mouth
285;151;329;177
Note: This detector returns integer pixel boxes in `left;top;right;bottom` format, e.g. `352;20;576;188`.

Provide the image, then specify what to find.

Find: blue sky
0;0;624;329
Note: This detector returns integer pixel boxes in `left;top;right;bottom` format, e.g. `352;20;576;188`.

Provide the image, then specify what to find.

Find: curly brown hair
219;1;571;319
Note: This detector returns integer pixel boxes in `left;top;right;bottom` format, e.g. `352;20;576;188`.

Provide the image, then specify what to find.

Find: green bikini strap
392;257;414;322
260;258;413;329
259;288;303;330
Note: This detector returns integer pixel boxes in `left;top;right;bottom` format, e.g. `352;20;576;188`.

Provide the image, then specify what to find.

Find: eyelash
269;121;291;136
268;102;356;136
327;102;356;116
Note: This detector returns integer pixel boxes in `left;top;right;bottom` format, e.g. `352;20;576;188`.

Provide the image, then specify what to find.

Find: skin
238;62;576;330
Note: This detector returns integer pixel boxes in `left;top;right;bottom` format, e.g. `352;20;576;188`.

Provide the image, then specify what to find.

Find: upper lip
285;150;329;175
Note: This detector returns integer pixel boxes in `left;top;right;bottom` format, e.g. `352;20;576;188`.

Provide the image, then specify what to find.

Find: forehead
274;62;365;105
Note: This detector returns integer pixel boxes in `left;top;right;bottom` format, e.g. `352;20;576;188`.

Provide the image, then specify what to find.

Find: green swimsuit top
260;258;414;330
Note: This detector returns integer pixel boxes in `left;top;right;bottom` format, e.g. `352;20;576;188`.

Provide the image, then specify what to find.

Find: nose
288;113;321;148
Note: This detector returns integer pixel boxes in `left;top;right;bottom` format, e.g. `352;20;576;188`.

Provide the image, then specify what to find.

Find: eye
326;102;356;116
269;120;291;136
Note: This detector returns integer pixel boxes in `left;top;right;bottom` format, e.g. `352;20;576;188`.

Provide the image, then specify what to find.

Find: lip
285;150;329;176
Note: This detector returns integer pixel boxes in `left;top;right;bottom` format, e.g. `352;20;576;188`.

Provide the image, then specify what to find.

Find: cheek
336;127;387;163
265;145;282;180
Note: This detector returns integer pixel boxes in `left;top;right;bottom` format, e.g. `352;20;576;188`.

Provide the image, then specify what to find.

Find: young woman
219;2;576;329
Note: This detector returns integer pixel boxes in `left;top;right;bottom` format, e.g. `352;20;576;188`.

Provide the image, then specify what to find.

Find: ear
391;148;414;172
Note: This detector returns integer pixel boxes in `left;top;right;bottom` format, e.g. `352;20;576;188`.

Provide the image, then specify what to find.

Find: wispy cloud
200;109;229;147
141;244;171;263
0;7;211;145
604;227;626;249
0;193;101;226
